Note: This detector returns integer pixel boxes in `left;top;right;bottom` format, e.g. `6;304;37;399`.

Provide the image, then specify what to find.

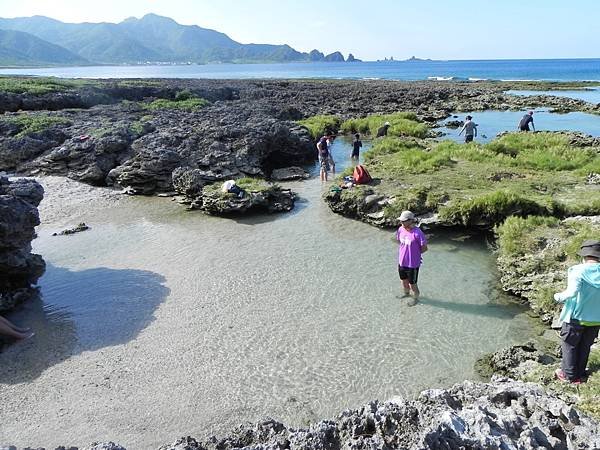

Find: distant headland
0;13;361;66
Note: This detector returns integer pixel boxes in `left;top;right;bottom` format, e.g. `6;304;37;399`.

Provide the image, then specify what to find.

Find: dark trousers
560;321;599;380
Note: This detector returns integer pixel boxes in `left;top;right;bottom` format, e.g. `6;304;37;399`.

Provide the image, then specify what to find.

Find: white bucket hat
399;210;415;222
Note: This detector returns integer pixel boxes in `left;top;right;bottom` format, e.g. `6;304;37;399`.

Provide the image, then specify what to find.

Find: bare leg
401;279;411;297
331;162;336;175
0;320;34;340
410;284;420;299
0;315;31;333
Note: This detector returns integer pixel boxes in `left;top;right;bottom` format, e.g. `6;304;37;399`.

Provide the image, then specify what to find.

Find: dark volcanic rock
0;177;45;313
28;131;133;185
52;222;90;236
270;166;310;181
107;148;182;194
157;378;600;450
0;128;69;170
200;187;295;215
475;342;556;379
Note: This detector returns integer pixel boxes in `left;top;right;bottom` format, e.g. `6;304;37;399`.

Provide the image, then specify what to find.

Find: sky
0;0;598;61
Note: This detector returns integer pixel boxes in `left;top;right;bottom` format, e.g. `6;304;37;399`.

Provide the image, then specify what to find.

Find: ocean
1;58;600;81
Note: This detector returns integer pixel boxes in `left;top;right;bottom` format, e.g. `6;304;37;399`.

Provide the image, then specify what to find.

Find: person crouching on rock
396;210;428;302
553;239;600;384
317;136;330;182
376;121;391;137
221;179;245;198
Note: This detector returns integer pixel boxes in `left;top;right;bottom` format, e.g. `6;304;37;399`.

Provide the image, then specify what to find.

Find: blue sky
0;0;597;60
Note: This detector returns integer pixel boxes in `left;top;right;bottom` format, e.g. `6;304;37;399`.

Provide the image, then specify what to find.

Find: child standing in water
396;210;428;302
351;133;362;161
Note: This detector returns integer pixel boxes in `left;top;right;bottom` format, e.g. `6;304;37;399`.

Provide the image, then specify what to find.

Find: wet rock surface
0;177;45;313
270;166;310;181
199;188;295;215
52;222;90;236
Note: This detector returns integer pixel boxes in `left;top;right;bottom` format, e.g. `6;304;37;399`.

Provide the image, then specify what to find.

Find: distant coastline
2;59;600;83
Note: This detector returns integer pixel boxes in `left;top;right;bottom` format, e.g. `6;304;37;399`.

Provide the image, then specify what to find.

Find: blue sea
1;58;600;81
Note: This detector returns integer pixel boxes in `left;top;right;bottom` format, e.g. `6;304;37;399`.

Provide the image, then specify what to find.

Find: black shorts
465;135;474;142
520;125;530;132
398;266;419;284
351;151;360;158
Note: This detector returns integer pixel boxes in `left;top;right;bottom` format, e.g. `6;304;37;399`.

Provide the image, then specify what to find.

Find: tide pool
438;109;600;143
506;88;600;105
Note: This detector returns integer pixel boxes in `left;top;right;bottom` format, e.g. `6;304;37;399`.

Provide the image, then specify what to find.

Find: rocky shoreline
2;78;599;211
30;377;600;449
2;77;600;448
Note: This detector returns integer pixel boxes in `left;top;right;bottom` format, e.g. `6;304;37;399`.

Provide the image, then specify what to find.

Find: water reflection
0;264;169;384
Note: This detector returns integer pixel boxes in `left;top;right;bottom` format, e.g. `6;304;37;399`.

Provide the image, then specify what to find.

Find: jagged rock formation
156;378;597;449
0;177;45;312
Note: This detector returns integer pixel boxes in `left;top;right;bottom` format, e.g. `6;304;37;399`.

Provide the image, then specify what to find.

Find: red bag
353;165;372;184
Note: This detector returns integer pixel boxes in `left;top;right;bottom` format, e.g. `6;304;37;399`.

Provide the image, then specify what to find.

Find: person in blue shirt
553;239;600;383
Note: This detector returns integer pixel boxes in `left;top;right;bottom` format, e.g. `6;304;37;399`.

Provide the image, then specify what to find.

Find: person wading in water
396;210;428;303
518;111;535;132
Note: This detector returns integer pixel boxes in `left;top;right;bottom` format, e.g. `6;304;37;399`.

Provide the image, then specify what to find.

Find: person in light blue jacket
553;239;600;383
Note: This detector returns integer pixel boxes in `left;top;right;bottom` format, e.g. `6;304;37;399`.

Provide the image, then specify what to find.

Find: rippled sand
0;140;535;448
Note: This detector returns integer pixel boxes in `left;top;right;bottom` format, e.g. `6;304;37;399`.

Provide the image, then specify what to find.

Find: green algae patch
146;96;209;111
297;115;342;139
236;177;278;193
341;112;429;138
203;178;277;197
2;114;71;137
341;132;600;228
0;76;92;95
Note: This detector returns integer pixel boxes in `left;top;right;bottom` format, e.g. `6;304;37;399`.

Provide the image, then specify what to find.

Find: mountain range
0;14;359;66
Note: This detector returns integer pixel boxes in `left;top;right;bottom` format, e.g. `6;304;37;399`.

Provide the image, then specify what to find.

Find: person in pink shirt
396;210;428;301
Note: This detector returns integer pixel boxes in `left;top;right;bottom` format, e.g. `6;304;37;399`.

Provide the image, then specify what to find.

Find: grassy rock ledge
325;130;600;229
172;172;295;214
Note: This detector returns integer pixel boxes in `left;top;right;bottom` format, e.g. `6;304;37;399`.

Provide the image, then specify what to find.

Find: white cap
384;121;391;126
399;210;415;222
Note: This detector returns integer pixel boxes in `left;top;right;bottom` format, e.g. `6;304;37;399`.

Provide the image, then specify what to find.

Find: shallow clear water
506;87;600;104
0;138;534;448
1;59;600;81
438;108;600;143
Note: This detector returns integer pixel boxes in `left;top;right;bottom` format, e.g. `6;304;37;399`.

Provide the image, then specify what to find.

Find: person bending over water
396;210;428;302
0;315;34;340
518;111;535;132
